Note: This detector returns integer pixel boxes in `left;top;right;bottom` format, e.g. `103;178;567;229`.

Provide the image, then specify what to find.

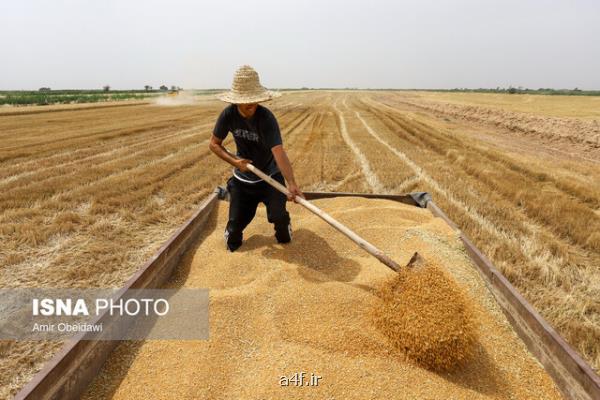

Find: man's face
237;103;258;118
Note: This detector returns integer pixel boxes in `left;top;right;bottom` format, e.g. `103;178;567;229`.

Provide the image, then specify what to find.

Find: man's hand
286;183;304;203
235;158;252;172
209;135;252;172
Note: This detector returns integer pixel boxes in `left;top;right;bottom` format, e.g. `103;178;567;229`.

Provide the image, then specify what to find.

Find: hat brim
217;89;281;104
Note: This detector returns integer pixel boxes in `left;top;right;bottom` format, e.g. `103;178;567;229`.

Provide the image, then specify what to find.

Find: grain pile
372;254;477;371
83;197;561;400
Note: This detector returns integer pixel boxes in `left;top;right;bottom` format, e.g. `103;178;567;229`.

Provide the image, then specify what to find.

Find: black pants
225;172;291;251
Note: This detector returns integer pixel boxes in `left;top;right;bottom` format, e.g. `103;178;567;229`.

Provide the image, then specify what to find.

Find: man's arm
209;134;251;171
272;144;304;202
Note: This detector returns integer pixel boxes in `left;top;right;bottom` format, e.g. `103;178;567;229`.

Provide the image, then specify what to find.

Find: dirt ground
83;198;561;400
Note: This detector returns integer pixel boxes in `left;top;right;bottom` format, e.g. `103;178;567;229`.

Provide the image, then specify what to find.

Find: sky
1;0;599;90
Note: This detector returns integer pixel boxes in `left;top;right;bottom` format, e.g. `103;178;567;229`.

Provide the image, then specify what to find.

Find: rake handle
246;163;402;272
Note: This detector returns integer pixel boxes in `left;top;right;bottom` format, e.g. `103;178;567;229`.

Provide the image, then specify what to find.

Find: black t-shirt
213;104;282;183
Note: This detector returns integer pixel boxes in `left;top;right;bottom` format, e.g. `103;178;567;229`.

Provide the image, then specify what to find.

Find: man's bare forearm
273;148;297;185
272;146;303;201
209;139;239;168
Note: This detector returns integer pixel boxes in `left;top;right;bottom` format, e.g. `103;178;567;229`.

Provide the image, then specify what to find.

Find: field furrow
287;106;360;190
0;107;210;162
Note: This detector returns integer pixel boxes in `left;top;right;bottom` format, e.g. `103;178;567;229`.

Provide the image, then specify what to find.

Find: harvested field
410;91;600;119
83;198;561;400
373;91;600;160
1;90;599;397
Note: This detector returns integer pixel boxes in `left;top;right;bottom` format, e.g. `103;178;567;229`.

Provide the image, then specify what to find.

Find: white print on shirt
232;128;259;142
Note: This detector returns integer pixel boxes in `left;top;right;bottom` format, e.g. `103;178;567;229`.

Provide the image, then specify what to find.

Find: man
209;65;303;252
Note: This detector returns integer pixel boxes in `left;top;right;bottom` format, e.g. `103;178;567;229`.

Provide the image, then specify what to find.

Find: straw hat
218;65;280;104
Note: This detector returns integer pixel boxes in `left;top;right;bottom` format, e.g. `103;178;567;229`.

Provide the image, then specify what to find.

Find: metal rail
12;190;600;400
